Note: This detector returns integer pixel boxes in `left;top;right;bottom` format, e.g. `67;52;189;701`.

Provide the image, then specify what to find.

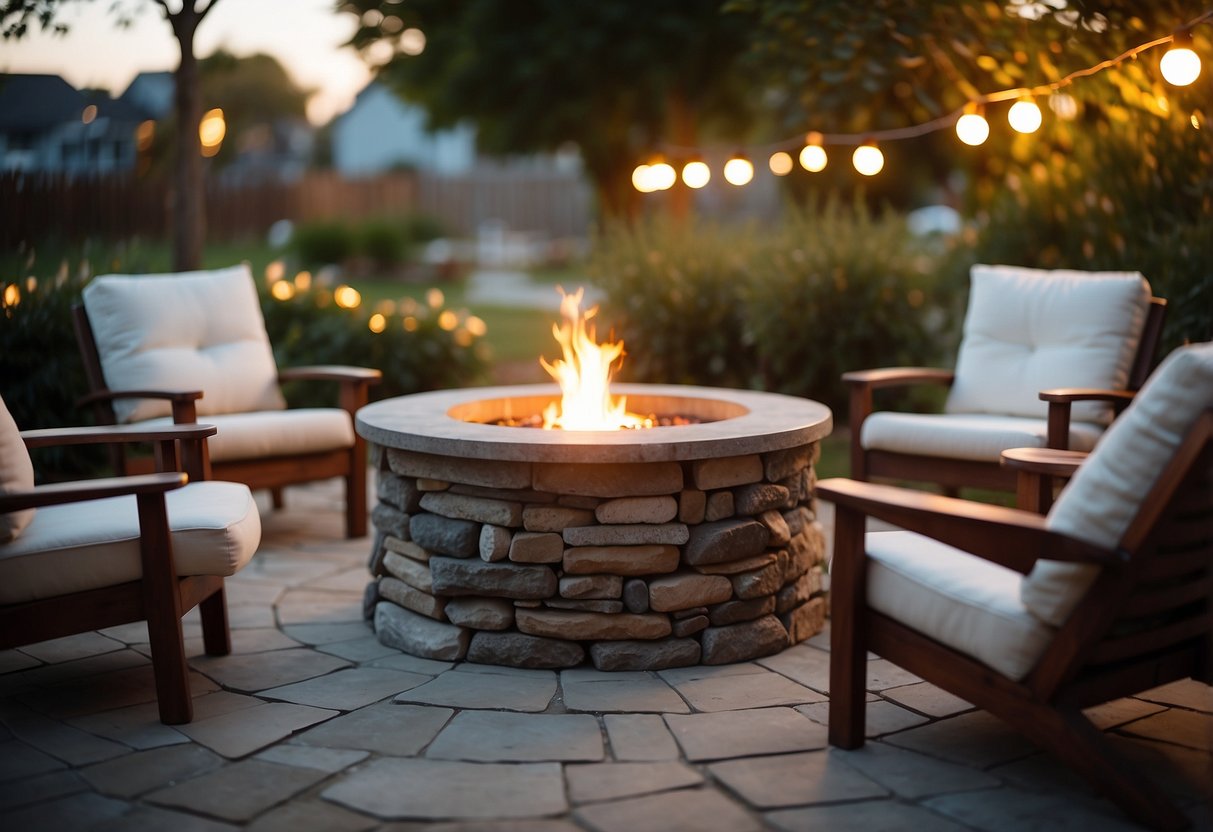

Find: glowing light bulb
1049;93;1079;121
799;131;827;172
723;155;754;186
1161;32;1201;86
632;164;655;193
769;151;793;176
1008;97;1042;133
681;160;710;189
648;161;676;191
852;142;884;176
956;105;990;146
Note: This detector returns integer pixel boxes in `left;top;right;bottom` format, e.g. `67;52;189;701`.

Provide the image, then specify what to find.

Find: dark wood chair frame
845;296;1167;493
819;407;1213;832
0;423;235;725
73;303;382;539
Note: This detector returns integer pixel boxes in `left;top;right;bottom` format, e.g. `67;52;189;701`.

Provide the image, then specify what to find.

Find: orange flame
540;288;650;430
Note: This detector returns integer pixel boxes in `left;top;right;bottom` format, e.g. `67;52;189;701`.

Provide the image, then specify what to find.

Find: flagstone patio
1;477;1209;831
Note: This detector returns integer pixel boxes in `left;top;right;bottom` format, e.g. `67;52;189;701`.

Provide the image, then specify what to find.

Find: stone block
648;573;733;612
523;505;596;533
672;606;709;619
671;615;710;638
558;494;602;509
419;492;523;527
368;441;384;468
781;596;826;644
731;561;785;600
450;483;557;503
560;574;623;600
371;503;410;539
509;531;565;564
595;496;678;525
416;478;451;491
691;552;777;576
759;510;791;547
776;475;802;509
704;491;734;522
367;531;388;576
374;602;468;661
377;473;422;512
445;597;515;630
708;595;776;627
409;513;481;558
362;579;379;620
563;523;689;547
623;579;650;613
383;551;433;593
683;519;770;566
776;569;822;614
563;545;681;576
515;609;671;641
545;598;625;614
782;507;806;537
762;443;814;483
691;455;763;490
733;483;790;516
479;524;512;562
784;523;827;581
385;536;432;562
533;461;683;498
429;557;558;600
700;615;789;665
467;631;585;669
379;577;447;621
388;448;532;489
589;639;701;671
678;489;706;524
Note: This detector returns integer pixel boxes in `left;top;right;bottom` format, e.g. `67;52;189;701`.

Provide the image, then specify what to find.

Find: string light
648;160;676;191
632;12;1210;191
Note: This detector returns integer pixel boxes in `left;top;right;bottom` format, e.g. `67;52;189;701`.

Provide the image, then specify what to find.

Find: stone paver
244;798;377;832
147;758;328;822
253;744;369;773
290;701;452;755
176;701;337;758
322;758;567;820
925;786;1145;832
258;667;430;710
1118;707;1213;752
189;648;351;693
664;708;828;761
796;698;929;736
426;711;604;762
603;713;682;761
1;791;131;830
709;749;888;808
766;800;971;832
395;667;557;712
79;743;224;799
96;803;240;831
561;670;689;713
884;711;1039;768
830;740;1001;798
879;682;974;717
0;768;88;812
1134;678;1213;713
672;667;824;712
565;760;703;804
574;787;762;832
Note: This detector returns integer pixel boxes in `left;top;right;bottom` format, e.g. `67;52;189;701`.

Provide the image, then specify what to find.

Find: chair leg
137;493;193;725
199;585;232;657
828;504;869;749
345;453;368;538
271;487;285;510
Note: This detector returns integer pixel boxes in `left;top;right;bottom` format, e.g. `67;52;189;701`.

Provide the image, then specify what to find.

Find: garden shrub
589;195;963;414
294;221;356;267
360;219;408;268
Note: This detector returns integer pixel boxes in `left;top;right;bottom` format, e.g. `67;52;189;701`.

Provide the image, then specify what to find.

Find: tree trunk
170;9;204;271
665;90;696;225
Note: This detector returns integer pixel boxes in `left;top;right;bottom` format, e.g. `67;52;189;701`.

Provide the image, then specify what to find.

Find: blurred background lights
647;161;676;191
799;132;828;172
368;313;387;333
198;108;226;156
1161;32;1201;85
270;280;295;301
334;285;362;309
723;155;754;186
681;160;711;188
631;164;655;193
955;107;990;146
1008;97;1043;133
768;151;793;176
1048;92;1079;120
400;27;426;56
852;143;884;176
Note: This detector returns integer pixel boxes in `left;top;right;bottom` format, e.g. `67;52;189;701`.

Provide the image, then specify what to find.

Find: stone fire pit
357;384;832;671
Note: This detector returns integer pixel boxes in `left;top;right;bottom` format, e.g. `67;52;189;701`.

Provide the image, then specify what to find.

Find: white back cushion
83;264;285;423
946;265;1150;423
1023;343;1213;626
0;396;35;542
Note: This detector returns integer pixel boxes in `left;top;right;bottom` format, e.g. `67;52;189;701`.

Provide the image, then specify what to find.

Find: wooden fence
1;168;593;248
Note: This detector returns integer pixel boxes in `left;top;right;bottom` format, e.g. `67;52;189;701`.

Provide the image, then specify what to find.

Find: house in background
0;74;148;174
331;82;477;177
119;71;174;121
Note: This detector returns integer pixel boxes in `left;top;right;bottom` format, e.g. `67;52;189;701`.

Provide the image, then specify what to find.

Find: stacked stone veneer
364;441;827;671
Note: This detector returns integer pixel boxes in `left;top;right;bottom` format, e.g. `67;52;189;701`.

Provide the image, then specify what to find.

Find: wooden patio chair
0;396;261;725
73;264;381;538
820;342;1213;831
845;264;1167;493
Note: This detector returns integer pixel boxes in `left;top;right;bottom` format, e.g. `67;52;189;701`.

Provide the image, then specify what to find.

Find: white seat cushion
861;412;1104;463
866;530;1055;680
140;409;354;463
945;265;1150;424
0;480;260;604
1025;343;1213;626
0;396;35;542
82;264;286;423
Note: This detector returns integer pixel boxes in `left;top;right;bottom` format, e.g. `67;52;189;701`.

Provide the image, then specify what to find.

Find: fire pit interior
357;383;832;670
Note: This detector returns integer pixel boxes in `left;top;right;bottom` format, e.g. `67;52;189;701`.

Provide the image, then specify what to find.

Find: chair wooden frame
0;423;234;725
845;296;1167;492
73;303;381;538
819;407;1213;831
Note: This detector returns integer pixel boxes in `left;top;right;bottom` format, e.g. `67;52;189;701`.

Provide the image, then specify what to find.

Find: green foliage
360;220;407;268
589;196;963;413
293;221;356;267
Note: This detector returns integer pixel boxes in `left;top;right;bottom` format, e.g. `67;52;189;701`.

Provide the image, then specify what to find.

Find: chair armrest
0;472;187;512
1001;447;1088;479
20;423;218;450
816;477;1118;573
1040;388;1135;450
842;367;955;391
76;388;203;423
278;365;383;384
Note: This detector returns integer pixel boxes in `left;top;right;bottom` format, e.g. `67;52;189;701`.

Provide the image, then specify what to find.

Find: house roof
0;73;85;132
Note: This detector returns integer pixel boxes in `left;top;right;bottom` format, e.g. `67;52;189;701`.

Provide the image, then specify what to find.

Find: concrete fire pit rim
356;383;832;463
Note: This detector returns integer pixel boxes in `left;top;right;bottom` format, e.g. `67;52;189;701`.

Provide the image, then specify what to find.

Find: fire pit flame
540;288;652;431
